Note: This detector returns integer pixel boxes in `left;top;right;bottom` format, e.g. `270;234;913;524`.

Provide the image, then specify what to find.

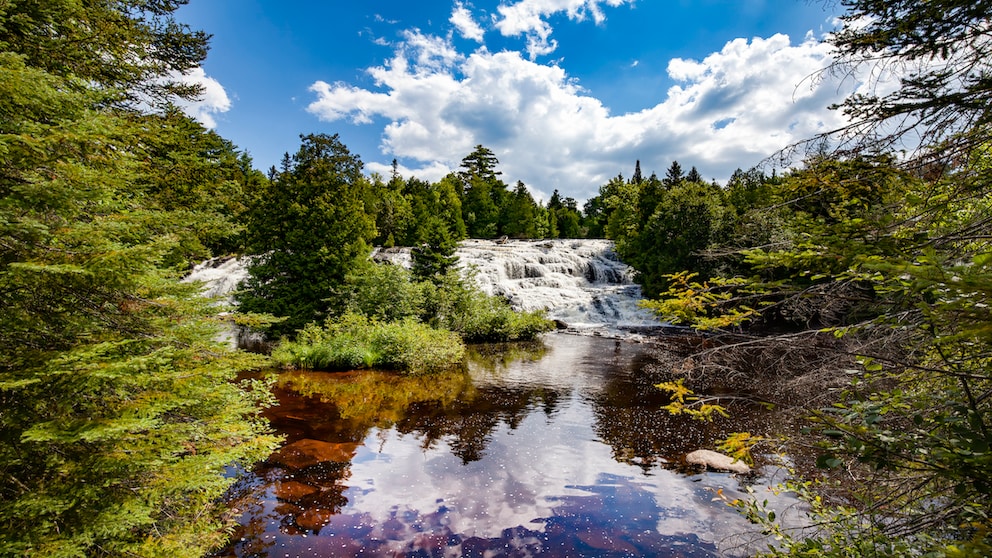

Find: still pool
215;333;804;557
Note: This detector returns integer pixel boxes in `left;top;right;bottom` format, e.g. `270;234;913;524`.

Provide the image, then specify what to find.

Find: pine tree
502;181;539;238
458;146;508;238
632;160;643;184
685;166;703;184
0;3;280;555
238;133;376;335
664;160;684;187
412;218;461;283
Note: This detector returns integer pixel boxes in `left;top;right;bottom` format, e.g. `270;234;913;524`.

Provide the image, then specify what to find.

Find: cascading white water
185;239;661;342
183;256;249;298
375;239;661;332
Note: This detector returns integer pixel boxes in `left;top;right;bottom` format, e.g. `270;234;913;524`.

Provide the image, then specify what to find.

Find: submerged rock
268;438;358;470
685;449;750;474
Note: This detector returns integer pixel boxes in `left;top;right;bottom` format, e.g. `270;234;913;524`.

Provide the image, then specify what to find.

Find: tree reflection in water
215;334;796;557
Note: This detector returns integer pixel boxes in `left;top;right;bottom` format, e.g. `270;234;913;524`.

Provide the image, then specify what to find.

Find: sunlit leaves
656;378;730;422
640;271;757;329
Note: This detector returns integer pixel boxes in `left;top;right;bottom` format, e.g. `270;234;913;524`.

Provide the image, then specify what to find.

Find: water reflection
216;334;796;557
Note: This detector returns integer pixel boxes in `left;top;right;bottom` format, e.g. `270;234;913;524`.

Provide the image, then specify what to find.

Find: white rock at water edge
685;449;751;474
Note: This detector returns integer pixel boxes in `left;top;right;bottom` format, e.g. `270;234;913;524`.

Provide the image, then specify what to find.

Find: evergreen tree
645;3;992;554
434;174;468;240
130;107;262;262
822;0;992;161
369;170;414;248
582;195;609;238
458;144;502;185
663;160;684;188
0;2;279;555
0;0;209;109
238;133;376;335
685;166;703;184
633;181;728;296
547;195;581;238
462;177;500;237
411;218;460;283
502;181;539;238
458;147;508;238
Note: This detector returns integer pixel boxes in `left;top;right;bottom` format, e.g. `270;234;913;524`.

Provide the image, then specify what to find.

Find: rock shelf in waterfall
375;238;661;333
184;239;662;341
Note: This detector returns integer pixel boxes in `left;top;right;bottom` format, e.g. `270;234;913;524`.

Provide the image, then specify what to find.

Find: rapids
376;238;660;332
185;239;662;335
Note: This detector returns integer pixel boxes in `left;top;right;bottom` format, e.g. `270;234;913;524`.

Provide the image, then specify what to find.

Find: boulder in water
685;449;750;474
268;439;358;470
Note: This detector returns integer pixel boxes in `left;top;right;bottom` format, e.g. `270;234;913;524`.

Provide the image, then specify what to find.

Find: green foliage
640;272;757;329
0;0;209;109
826;0;992;161
0;3;281;555
655;378;730;421
716;432;764;467
648;130;992;558
422;270;556;342
632;180;731;296
238;133;376;336
338;262;426;322
636;3;992;551
411;218;461;283
335;261;555;343
398;175;467;245
502;181;540;238
271;313;466;374
369;168;415;247
129;108;261;264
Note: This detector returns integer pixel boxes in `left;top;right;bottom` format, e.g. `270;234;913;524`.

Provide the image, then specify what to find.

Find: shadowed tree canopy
239;133;376;335
0;0;210;108
813;0;992;167
0;1;280;555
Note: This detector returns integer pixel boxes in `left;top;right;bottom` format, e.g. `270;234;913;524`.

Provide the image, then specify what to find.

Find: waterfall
185;239;661;343
182;256;266;350
375;239;661;332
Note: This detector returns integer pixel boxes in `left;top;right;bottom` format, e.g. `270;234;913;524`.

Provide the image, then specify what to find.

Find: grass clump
272;312;465;374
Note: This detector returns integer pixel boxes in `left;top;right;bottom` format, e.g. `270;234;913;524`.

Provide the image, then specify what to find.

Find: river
213;333;803;558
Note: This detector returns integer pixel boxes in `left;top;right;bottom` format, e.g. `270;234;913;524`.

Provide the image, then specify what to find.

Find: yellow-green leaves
640;271;757;330
656;378;730;421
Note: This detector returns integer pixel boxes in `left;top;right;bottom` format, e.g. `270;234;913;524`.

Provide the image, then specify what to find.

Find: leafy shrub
421;269;555;342
327;263;554;343
272;313;465;374
335;262;426;322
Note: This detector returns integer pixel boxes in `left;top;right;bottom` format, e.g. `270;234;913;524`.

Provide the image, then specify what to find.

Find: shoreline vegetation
264;263;556;374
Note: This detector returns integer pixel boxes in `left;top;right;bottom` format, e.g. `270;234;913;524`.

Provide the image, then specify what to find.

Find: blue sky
175;1;850;202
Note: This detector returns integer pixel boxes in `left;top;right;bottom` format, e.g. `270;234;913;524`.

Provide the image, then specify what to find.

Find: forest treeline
2;0;991;556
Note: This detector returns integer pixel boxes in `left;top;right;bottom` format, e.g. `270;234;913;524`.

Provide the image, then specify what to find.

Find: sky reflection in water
218;334;799;557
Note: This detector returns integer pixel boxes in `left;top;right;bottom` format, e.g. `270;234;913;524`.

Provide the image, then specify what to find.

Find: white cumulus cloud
451;2;486;42
494;0;633;59
307;19;860;202
173;67;231;129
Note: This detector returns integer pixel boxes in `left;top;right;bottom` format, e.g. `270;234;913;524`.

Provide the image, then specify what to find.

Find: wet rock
268;438;358;469
274;480;319;502
685;449;750;474
295;507;333;531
